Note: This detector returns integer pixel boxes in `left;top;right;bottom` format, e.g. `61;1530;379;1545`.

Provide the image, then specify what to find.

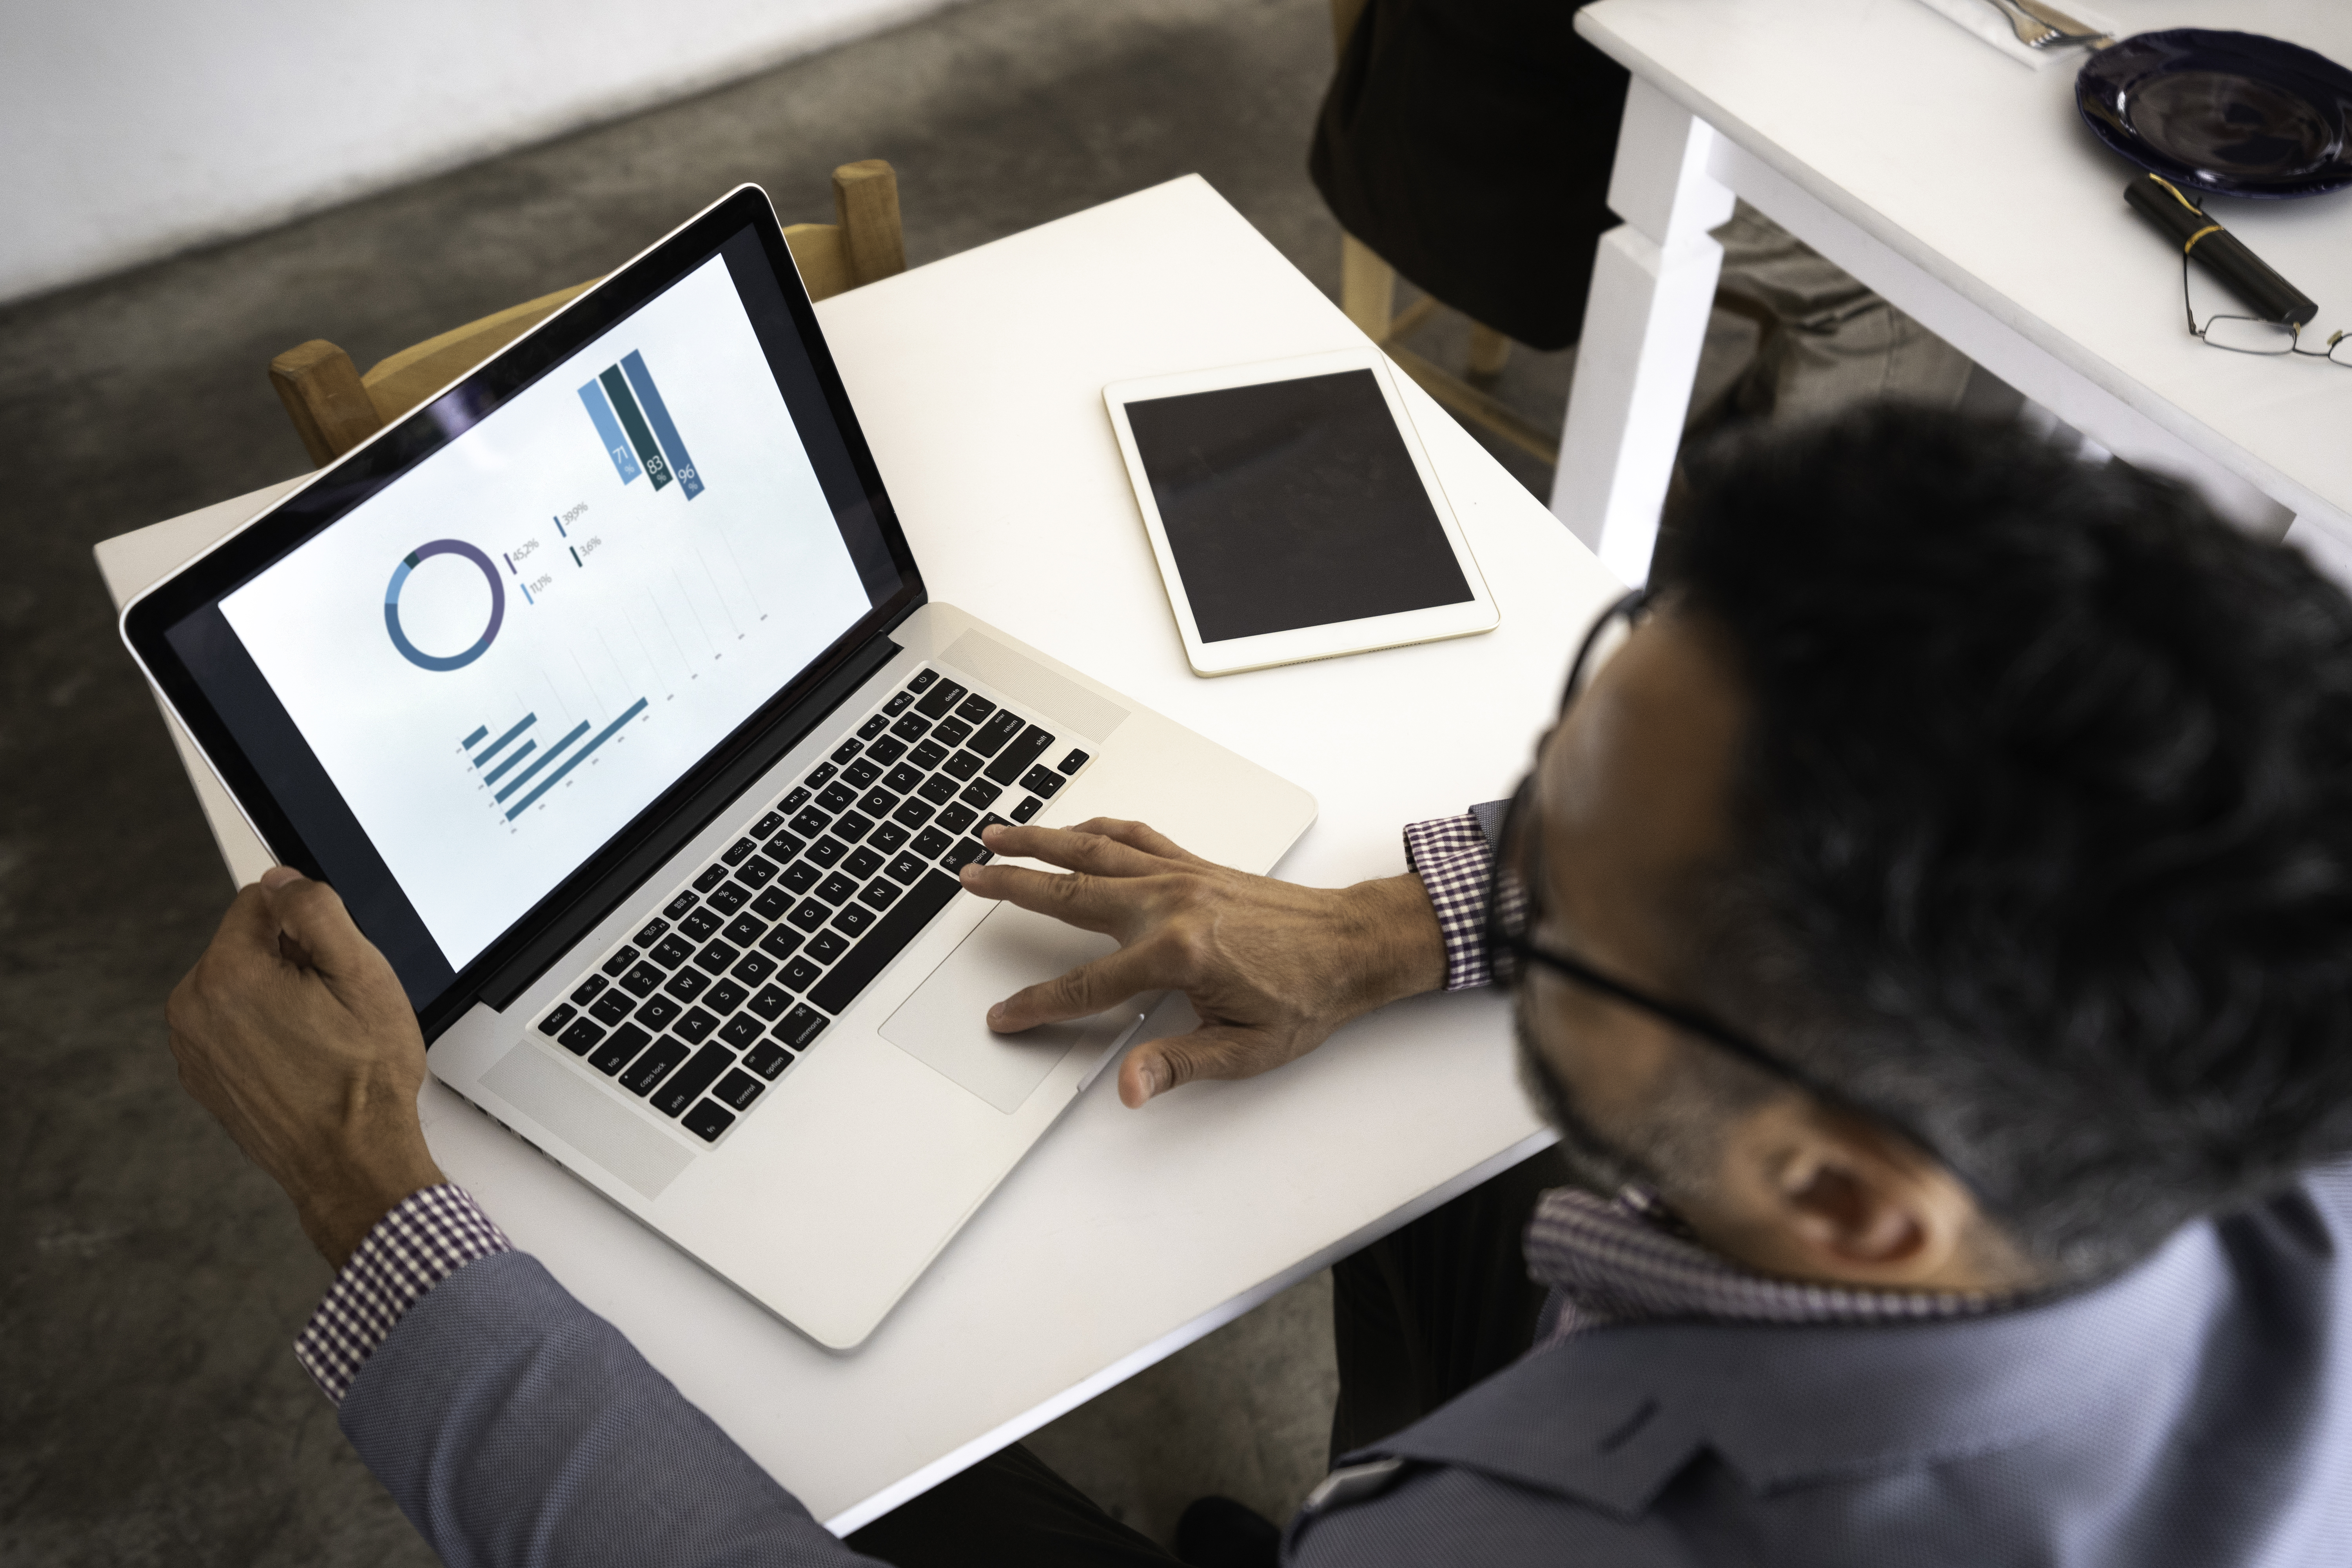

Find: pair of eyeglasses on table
2181;250;2352;367
1482;588;1992;1205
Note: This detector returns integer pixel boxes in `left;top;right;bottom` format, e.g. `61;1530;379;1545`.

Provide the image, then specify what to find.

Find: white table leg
1550;77;1736;586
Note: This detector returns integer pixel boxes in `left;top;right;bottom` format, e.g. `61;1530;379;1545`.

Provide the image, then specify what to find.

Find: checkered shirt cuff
294;1183;511;1405
1404;811;1506;991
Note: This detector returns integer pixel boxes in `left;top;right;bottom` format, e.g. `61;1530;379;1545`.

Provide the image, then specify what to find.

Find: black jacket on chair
1309;0;1628;351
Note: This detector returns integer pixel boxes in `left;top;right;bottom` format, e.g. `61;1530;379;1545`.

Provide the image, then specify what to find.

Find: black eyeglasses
2180;246;2350;368
1485;590;1989;1201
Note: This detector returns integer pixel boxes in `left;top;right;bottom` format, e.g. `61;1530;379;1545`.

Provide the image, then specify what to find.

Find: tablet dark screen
1124;370;1472;644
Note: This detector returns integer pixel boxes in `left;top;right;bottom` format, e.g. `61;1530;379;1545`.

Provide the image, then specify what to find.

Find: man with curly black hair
168;407;2352;1565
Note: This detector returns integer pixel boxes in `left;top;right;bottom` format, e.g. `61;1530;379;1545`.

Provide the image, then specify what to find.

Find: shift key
982;724;1056;786
652;1042;736;1118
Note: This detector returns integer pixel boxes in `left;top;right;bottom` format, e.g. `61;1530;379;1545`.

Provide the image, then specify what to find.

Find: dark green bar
599;366;672;490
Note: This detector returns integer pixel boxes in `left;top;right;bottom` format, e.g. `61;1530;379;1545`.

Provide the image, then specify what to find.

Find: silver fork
1982;0;2109;49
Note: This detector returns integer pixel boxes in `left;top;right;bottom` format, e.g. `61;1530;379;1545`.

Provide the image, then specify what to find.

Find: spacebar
809;871;965;1016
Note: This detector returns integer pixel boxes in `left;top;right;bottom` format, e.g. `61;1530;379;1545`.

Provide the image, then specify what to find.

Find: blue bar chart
579;349;703;500
459;698;649;824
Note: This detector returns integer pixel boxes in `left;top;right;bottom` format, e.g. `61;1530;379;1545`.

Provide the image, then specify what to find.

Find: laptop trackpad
880;904;1119;1113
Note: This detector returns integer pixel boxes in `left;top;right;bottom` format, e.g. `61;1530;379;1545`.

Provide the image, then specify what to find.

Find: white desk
1555;0;2352;587
95;175;1620;1531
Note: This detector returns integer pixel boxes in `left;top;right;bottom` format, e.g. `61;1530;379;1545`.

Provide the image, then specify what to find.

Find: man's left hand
167;867;445;1267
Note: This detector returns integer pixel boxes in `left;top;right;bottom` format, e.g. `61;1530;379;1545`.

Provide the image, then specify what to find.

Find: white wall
0;0;952;305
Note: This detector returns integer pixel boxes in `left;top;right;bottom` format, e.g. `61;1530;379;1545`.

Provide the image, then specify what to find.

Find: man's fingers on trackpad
987;948;1149;1033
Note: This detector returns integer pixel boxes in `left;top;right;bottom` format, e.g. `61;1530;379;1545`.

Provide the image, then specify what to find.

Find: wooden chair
1327;0;1560;468
269;160;907;468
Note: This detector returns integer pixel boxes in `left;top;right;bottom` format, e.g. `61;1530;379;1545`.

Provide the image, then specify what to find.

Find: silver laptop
122;185;1315;1348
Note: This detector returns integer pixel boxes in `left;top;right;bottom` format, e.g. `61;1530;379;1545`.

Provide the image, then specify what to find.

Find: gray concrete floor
0;0;1572;1561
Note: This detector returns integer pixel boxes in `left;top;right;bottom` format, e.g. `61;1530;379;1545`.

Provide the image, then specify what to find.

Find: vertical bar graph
506;698;649;819
599;368;673;490
461;725;490;749
578;380;643;485
621;351;703;500
473;713;535;766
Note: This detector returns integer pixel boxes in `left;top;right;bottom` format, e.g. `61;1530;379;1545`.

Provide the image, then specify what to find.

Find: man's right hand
957;819;1448;1107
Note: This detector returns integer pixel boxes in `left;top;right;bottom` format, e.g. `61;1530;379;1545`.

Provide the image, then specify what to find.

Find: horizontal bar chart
505;698;649;819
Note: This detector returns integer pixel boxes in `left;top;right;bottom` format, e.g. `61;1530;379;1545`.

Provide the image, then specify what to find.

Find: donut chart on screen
385;539;505;671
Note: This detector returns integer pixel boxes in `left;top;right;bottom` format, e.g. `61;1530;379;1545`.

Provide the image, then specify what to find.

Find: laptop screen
144;208;916;1017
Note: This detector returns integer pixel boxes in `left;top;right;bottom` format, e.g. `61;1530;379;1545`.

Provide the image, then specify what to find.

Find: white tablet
1103;347;1500;676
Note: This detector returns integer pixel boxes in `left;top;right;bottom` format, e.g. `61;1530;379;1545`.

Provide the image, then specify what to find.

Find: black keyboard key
959;778;1003;810
572;973;611;1005
590;990;635;1025
706;978;750;1016
919;773;961;804
890;712;930;745
858;712;892;739
955;693;997;724
765;831;806;862
859;878;902;911
733;951;777;986
788;898;830;932
844;846;884;880
777;1005;831;1050
985;725;1057;786
867;734;907;765
751;885;796;919
780;862;821;895
885;688;916;715
886;851;927;883
598;949;637;980
720;1013;765;1050
818;781;857;813
662;967;711;1003
746;1041;792;1079
723;913;767;947
833;811;876;843
636;993;682;1031
832;737;862;765
941;750;984;782
914;678;968;720
706;882;751;915
722;837;757;866
807;869;963;1014
693;939;741;975
883;763;925;794
537;1003;577;1036
777;786;810;815
913;826;954;860
653;1042;734;1117
715;1068;766;1110
941;837;992;873
1022;765;1065;799
557;1016;606;1055
936;802;978;835
1057;749;1090;775
869;820;910;853
673;1006;719;1044
816;871;858;905
632;917;671;946
735;856;779;890
933;715;973;747
758;926;804;962
807;835;846;868
694;864;730;893
789;807;832;839
681;907;723;942
652;934;696;969
968;710;1024;757
621;962;665;998
846;754;882;785
590;1023;652;1076
748;984;792;1021
908;668;938;692
910;739;947;770
831;902;876;936
622;1037;690;1095
664;891;699;920
682;1100;736;1143
750;811;786;839
806;761;838;789
782;956;822;992
1009;795;1043;823
893;797;937;830
807;929;851;964
858;787;898;817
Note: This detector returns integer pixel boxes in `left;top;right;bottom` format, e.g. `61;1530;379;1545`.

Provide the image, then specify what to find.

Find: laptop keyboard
528;666;1095;1145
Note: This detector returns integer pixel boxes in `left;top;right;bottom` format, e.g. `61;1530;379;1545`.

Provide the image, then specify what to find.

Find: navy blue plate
2077;29;2352;199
